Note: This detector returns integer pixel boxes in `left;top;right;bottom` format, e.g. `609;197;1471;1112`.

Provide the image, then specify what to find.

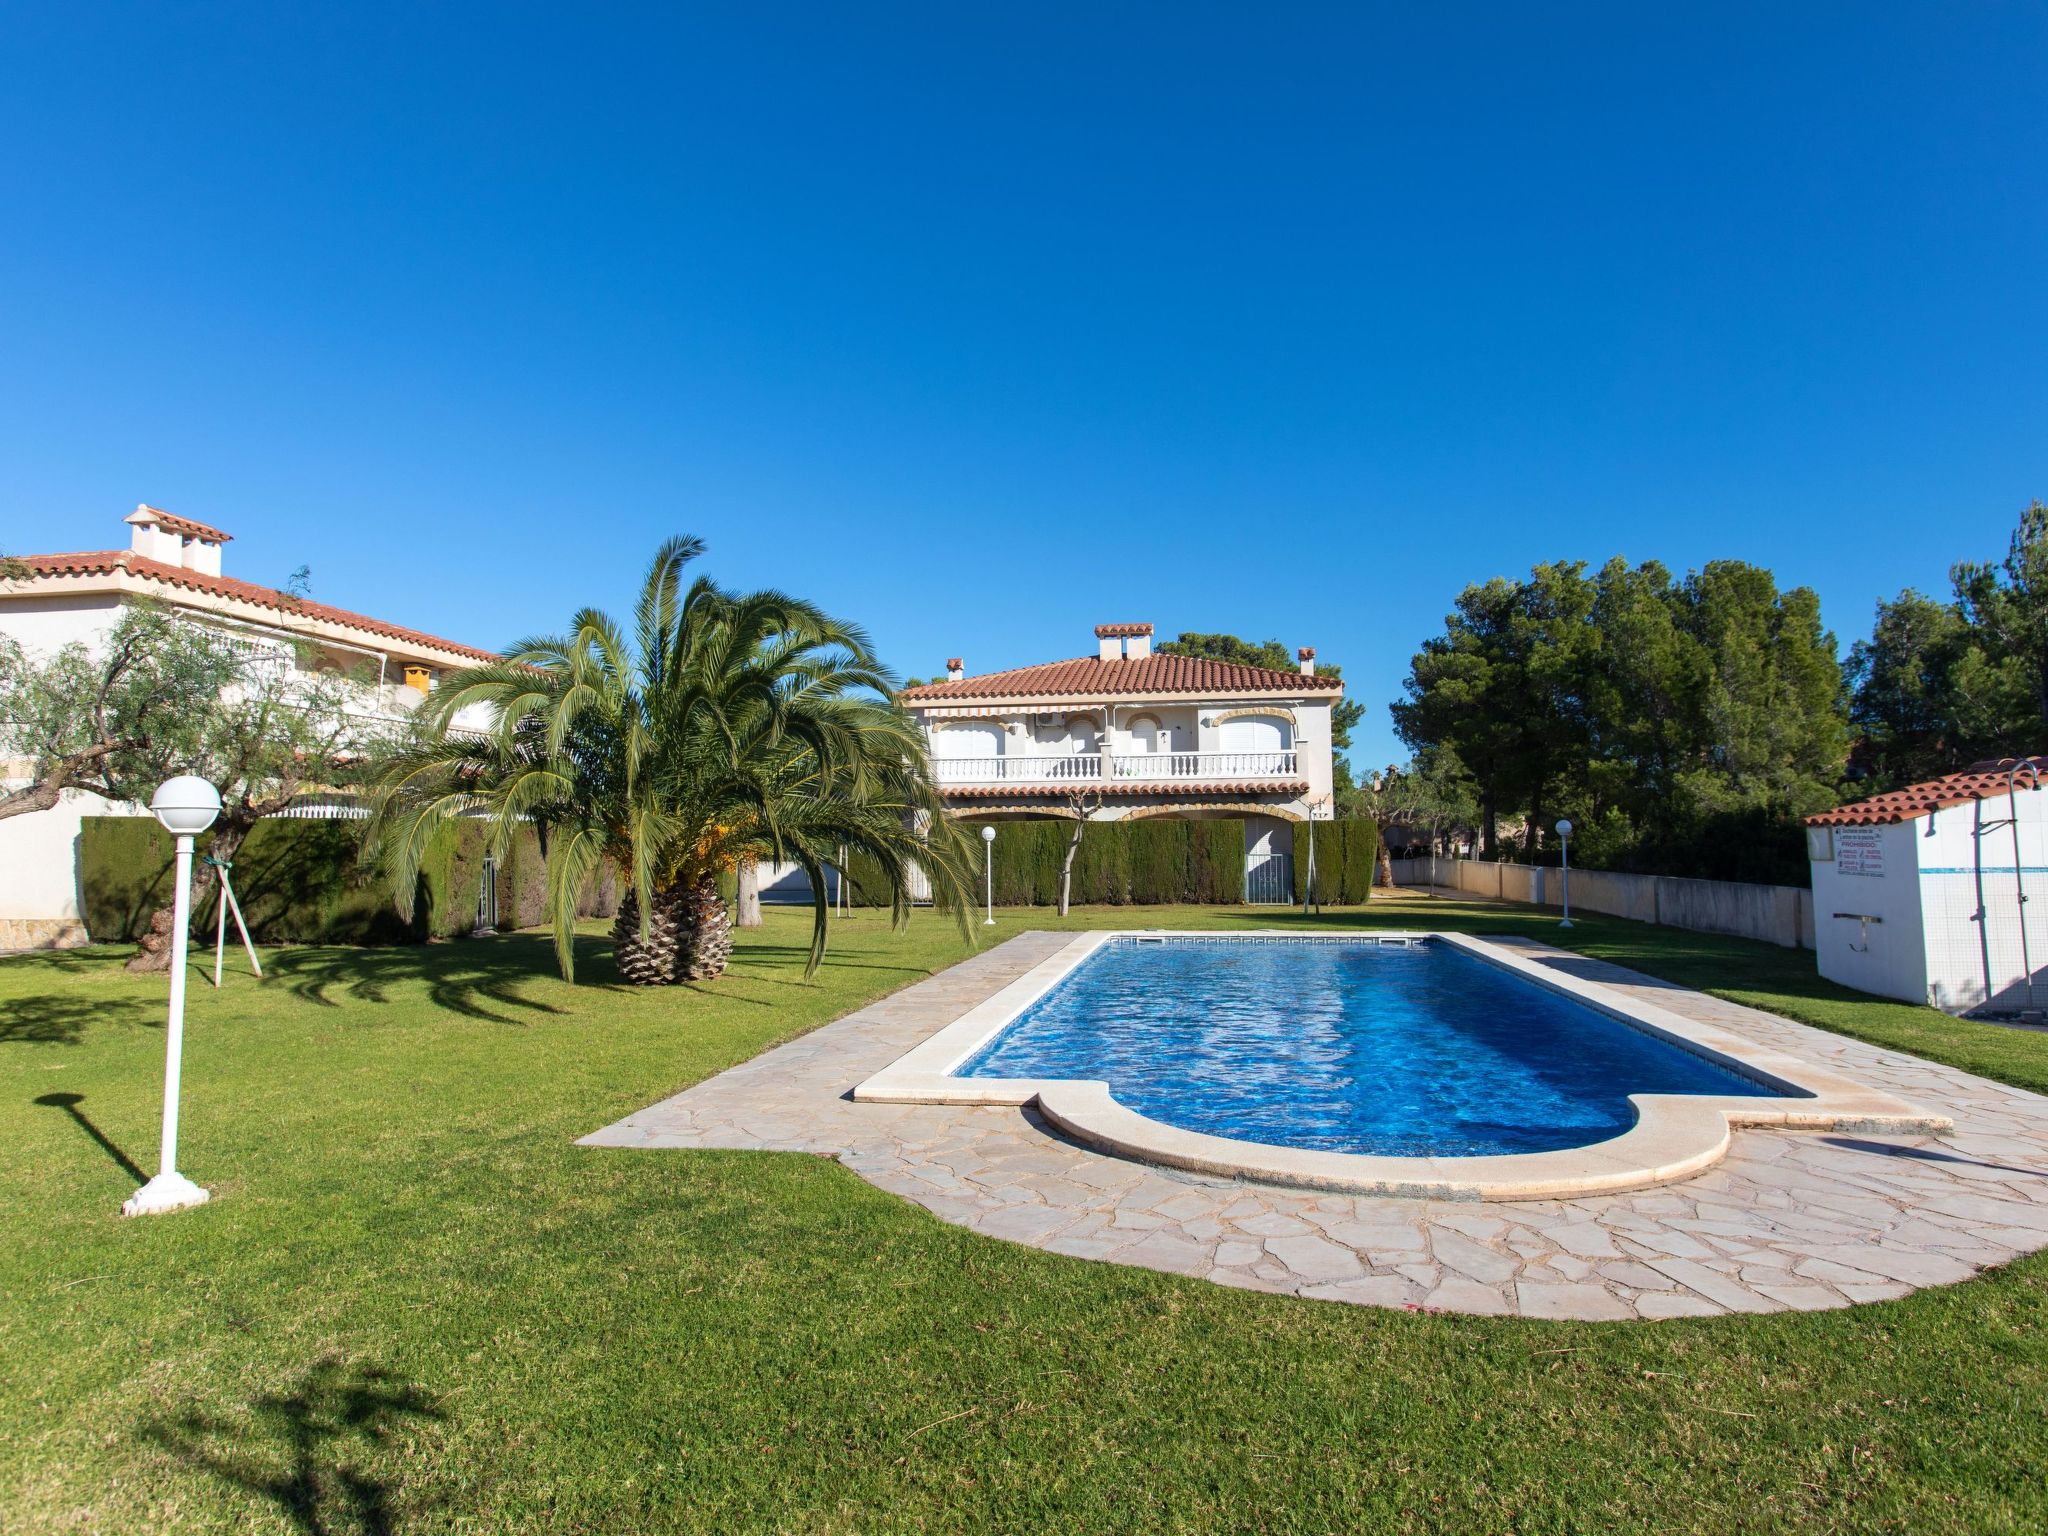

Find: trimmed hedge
1125;819;1187;904
80;816;616;944
1292;818;1381;906
954;817;1250;906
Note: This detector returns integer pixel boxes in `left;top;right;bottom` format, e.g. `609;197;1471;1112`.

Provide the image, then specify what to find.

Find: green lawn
4;898;2047;1534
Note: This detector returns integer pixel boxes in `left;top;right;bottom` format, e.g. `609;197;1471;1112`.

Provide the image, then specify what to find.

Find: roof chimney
1094;622;1154;661
1297;646;1316;677
946;657;964;682
125;504;230;576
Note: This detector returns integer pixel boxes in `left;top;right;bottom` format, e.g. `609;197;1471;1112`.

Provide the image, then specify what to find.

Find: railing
269;792;496;821
932;750;1297;786
1111;750;1296;780
271;794;372;820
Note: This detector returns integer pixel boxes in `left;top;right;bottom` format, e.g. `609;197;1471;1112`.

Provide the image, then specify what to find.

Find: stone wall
1391;857;1816;950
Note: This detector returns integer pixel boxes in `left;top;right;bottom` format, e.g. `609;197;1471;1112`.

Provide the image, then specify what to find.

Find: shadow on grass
736;943;937;980
1;991;158;1045
143;1355;443;1536
0;946;130;977
267;933;608;1024
34;1091;146;1184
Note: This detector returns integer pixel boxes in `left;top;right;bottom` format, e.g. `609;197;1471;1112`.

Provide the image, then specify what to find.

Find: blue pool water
957;938;1797;1157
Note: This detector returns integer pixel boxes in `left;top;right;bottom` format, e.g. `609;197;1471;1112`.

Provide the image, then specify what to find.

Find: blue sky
2;5;2043;770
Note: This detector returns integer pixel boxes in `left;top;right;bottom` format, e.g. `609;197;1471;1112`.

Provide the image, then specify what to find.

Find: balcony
932;750;1298;787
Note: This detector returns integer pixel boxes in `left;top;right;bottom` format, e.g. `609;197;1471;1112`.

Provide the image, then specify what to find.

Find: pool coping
850;930;1952;1201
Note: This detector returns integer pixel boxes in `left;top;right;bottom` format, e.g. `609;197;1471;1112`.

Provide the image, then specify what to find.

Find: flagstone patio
581;931;2048;1321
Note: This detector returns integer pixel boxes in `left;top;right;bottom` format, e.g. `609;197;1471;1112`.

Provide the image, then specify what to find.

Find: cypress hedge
1125;819;1188;904
1292;818;1381;906
79;816;612;945
84;812;1336;938
955;817;1253;906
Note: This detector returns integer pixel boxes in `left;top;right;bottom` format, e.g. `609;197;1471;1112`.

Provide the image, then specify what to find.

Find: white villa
899;622;1343;898
0;505;497;947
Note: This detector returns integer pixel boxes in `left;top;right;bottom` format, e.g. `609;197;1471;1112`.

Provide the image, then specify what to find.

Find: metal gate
1244;852;1294;904
475;856;499;933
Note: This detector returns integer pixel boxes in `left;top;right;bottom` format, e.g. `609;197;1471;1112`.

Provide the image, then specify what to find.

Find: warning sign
1836;827;1885;878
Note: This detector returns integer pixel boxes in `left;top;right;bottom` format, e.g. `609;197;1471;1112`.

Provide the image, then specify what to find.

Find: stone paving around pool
580;931;2048;1321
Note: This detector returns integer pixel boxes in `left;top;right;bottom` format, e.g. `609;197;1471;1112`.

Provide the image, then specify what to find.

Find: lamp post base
122;1172;211;1217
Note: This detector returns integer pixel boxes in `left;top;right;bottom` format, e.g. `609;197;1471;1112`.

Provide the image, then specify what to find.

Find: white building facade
899;623;1343;900
1806;757;2048;1016
0;505;497;948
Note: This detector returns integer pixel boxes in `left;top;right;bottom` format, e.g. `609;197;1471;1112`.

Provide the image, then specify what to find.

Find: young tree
1054;788;1106;917
1365;748;1481;881
0;603;236;823
126;647;386;972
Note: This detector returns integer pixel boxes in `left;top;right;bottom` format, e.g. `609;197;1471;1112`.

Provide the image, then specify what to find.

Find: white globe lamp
981;825;997;927
124;776;223;1216
151;775;222;836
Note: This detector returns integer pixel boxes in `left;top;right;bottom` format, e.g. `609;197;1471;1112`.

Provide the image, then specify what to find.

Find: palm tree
368;537;975;982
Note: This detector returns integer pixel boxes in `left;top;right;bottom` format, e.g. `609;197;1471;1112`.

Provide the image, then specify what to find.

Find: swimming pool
852;931;1948;1199
956;936;1798;1157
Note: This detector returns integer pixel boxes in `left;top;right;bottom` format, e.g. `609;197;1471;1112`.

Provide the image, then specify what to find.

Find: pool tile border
850;930;1950;1201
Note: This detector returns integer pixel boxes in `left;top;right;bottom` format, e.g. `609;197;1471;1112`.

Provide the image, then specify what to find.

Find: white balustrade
932;753;1105;784
931;750;1297;786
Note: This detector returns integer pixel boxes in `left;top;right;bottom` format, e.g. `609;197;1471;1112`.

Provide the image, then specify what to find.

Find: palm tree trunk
677;872;733;979
612;884;687;985
734;858;763;928
611;873;733;984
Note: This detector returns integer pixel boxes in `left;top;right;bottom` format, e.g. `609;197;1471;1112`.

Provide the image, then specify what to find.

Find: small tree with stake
125;643;388;973
1055;788;1105;917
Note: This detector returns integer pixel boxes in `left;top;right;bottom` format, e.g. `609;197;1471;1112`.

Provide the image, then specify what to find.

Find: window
1218;714;1290;753
938;722;1005;757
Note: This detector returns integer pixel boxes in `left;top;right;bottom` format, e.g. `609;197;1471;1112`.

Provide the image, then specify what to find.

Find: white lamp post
1555;818;1574;929
981;825;997;926
123;775;221;1217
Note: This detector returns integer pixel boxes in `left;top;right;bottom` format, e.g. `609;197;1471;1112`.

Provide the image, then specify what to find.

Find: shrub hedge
82;813;1370;936
1291;818;1381;906
947;817;1253;907
79;816;618;945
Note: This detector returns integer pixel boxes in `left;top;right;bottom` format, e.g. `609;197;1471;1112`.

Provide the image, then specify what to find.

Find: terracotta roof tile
8;550;498;663
942;780;1309;800
1805;757;2048;827
1093;622;1154;638
902;653;1340;701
